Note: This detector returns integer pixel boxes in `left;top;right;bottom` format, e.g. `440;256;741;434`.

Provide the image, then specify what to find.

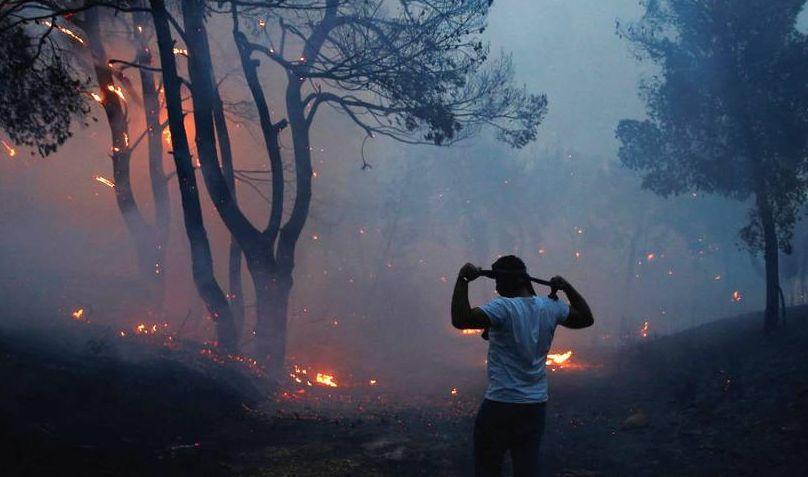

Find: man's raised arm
451;263;492;330
551;276;594;329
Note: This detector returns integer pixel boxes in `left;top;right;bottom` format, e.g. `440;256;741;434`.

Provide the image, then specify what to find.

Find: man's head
491;255;535;297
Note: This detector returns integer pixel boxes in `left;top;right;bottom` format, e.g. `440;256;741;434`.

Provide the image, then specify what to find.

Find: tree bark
757;191;781;332
134;7;170;297
150;0;237;351
85;7;157;281
251;265;293;378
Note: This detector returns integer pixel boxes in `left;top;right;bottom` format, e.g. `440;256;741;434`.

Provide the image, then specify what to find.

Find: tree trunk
757;191;781;332
85;7;156;280
212;77;245;337
252;266;292;379
150;0;237;351
134;8;170;299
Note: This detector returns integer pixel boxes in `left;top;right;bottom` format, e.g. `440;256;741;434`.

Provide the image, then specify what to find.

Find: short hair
491;255;535;297
491;255;527;273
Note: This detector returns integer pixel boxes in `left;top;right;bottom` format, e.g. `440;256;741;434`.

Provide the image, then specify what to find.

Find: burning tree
616;0;808;331
1;2;172;305
150;0;547;375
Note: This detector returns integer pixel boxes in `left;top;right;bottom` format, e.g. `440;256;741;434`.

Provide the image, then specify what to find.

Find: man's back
480;296;569;403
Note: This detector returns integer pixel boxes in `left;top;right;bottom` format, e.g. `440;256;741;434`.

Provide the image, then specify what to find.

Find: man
451;255;594;477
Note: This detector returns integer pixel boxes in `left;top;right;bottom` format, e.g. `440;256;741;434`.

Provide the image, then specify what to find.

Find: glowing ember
134;322;168;335
95;176;115;188
106;84;126;103
89;92;103;104
1;140;16;157
461;329;482;335
646;252;655;261
71;308;87;322
42;20;86;45
162;128;172;147
369;379;377;386
546;350;573;366
732;290;742;302
450;387;458;396
315;372;338;388
258;19;267;28
172;47;189;56
640;321;650;338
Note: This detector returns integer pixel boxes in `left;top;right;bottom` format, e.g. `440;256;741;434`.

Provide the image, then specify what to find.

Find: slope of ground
2;308;807;476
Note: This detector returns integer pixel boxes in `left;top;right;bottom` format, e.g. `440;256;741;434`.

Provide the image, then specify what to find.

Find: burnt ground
2;308;807;477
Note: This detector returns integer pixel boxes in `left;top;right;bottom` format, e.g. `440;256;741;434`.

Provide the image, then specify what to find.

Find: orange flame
640;321;649;338
1;140;16;157
106;84;126;103
42;20;86;45
71;308;86;322
89;92;104;104
315;372;338;388
95;175;115;188
546;350;573;366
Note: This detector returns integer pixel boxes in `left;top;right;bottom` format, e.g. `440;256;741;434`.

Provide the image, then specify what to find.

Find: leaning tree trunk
757;192;781;332
150;0;237;351
84;7;157;281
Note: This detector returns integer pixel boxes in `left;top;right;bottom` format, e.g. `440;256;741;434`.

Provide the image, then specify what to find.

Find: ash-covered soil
2;308;807;476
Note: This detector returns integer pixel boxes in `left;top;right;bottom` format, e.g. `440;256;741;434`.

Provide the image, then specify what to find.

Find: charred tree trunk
250;265;293;377
757;191;781;332
150;0;237;351
212;80;245;337
134;8;170;297
84;7;157;281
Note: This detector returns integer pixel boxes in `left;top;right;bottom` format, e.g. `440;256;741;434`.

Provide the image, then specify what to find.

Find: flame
134;322;168;335
90;92;104;104
123;133;129;147
172;47;189;56
1;140;16;157
640;321;649;338
369;379;377;386
546;350;573;366
42;20;86;45
95;175;115;188
162;128;172;147
106;84;126;103
460;329;482;335
71;308;86;321
315;372;338;388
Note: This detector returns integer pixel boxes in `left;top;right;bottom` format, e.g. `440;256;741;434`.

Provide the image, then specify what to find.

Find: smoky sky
0;0;794;378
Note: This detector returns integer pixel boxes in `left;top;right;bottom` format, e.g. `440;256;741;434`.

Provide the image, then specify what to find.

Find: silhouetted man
451;255;594;477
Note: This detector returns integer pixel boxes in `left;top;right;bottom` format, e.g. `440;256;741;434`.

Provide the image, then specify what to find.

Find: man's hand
550;276;595;329
549;275;571;292
459;263;482;282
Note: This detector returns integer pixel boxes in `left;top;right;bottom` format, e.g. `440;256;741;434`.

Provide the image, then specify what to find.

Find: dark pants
473;399;547;477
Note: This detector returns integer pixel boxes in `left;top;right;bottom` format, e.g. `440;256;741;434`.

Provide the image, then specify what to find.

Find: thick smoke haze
0;0;796;386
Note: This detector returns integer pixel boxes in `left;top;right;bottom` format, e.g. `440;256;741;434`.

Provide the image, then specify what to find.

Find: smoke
0;0;780;391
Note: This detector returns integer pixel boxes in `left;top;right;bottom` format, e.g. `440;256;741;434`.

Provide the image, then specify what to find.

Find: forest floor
2;307;807;477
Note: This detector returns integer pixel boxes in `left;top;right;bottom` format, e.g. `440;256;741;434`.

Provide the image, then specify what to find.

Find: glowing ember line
106;84;126;103
90;92;103;104
95;175;115;188
42;20;86;45
461;329;482;335
172;47;189;56
1;140;16;157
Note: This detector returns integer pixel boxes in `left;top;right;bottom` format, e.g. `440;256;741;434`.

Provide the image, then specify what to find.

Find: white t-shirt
479;295;570;403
